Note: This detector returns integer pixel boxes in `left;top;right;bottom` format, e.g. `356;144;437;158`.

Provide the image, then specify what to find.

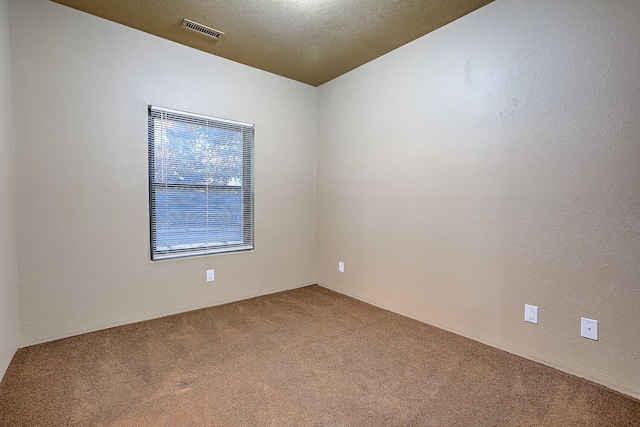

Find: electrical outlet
206;269;215;282
524;304;538;324
581;317;598;340
338;261;344;273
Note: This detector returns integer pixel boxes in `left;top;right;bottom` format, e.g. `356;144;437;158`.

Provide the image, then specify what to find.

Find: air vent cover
181;19;224;39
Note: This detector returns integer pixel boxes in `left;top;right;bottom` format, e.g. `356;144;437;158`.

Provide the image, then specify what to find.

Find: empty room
1;0;639;425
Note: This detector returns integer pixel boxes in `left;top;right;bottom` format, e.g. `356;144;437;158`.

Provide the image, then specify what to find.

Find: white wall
317;0;640;399
6;0;640;401
0;0;19;381
10;0;317;346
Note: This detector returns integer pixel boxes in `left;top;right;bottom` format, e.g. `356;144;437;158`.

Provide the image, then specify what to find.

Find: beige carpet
0;285;639;426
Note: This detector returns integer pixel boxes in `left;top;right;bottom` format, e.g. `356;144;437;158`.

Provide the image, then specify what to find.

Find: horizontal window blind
148;106;254;260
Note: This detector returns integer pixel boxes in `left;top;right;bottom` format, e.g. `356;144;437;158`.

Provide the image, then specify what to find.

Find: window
148;106;254;260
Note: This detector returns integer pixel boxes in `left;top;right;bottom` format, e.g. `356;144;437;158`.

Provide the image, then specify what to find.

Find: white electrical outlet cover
524;304;538;324
581;317;598;340
206;269;215;282
338;262;344;273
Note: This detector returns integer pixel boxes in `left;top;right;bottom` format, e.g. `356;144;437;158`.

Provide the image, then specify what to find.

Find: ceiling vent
181;19;224;39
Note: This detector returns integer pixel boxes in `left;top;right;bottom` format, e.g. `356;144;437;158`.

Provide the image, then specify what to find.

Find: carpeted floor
0;285;638;426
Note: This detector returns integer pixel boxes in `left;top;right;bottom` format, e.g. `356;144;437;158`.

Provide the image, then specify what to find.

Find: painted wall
11;0;317;346
0;0;19;381
7;0;640;400
317;0;640;399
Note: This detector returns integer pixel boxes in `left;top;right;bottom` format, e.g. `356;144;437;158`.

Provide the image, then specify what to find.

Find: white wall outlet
524;304;538;324
581;317;598;340
338;261;344;273
206;269;215;282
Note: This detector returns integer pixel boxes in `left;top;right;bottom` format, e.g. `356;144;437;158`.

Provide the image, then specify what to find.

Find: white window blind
148;106;254;260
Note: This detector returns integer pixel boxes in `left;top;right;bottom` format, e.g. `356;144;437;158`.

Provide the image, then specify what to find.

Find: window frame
148;106;254;261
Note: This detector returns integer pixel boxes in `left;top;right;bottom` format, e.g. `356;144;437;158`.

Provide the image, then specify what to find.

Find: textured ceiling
50;0;494;87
